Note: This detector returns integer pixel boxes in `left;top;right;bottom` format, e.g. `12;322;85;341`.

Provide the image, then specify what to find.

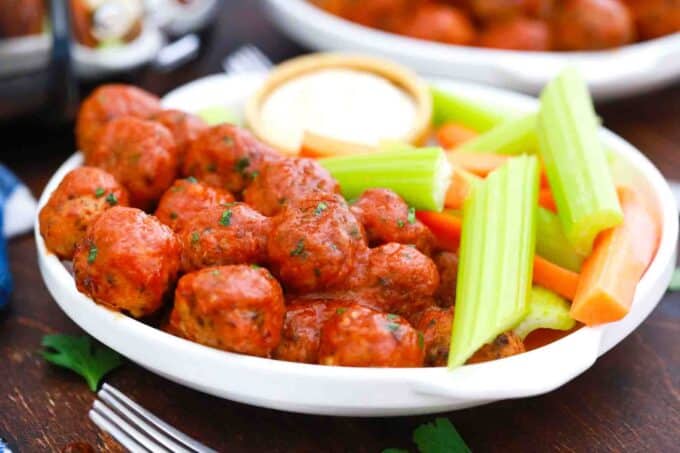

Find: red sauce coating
39;167;129;260
351;188;435;255
183;124;281;193
551;0;635;50
87;116;178;210
178;203;271;272
243;157;339;216
433;251;458;307
75;84;161;158
155;178;235;233
148;110;208;167
478;17;551;50
267;193;366;293
411;306;453;366
169;265;285;357
318;305;425;367
73;206;181;318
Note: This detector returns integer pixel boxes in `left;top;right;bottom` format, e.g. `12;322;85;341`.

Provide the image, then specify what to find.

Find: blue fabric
0;164;17;309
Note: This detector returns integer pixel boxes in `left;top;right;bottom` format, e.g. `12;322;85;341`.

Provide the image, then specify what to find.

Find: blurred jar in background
0;0;46;38
70;0;144;47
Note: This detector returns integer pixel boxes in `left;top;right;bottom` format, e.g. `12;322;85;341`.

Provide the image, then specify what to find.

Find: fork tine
222;45;273;74
91;401;169;453
89;409;148;453
98;389;192;453
101;384;217;453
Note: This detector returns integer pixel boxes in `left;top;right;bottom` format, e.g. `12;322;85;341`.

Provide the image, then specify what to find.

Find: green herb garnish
407;207;416;225
87;245;98;264
186;176;198;183
336;307;346;315
41;334;124;391
219;209;232;226
396;219;405;228
235;157;250;174
206;163;217;173
386;313;399;320
105;193;118;206
290;239;305;257
94;187;105;198
417;332;425;349
314;202;328;216
387;323;400;332
191;231;200;244
383;418;470;453
169;211;179;220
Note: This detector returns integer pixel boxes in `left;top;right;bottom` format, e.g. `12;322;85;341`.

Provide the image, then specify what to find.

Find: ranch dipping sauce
259;68;418;151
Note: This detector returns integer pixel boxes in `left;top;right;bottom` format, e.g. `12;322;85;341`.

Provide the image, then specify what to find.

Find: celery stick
431;87;513;131
319;147;451;212
536;207;584;272
513;286;576;340
537;69;622;255
448;155;539;368
456;113;538;155
197;106;240;126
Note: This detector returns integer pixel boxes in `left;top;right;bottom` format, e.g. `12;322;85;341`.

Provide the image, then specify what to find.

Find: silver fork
89;383;217;453
222;44;273;74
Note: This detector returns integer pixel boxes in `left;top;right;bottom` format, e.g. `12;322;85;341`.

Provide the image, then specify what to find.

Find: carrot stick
437;123;478;149
569;187;659;326
300;131;374;158
539;188;557;212
446;152;509;177
445;166;480;209
416;210;462;252
533;255;579;300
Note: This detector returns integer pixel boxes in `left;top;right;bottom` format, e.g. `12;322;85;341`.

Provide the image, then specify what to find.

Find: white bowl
73;23;164;79
262;0;680;101
0;34;50;78
35;73;678;416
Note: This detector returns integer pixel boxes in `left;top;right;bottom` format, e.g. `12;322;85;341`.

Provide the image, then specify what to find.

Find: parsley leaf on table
413;418;470;453
382;417;470;453
41;334;124;391
669;267;680;292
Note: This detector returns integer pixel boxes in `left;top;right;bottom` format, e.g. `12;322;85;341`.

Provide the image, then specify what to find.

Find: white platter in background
36;73;678;416
0;34;50;78
73;24;164;79
262;0;680;101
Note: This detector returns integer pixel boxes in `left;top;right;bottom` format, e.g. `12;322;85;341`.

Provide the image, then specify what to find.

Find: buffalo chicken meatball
433;251;458;307
551;0;635;50
467;331;526;363
318;305;424;367
155;178;235;232
73;207;181;317
397;3;476;45
87;116;178;210
477;17;551;50
273;299;349;363
243;157;339;216
267;193;366;293
183;124;281;193
39;167;129;259
169;265;285;357
75;84;161;158
412;306;453;366
351;188;435;255
365;243;439;316
623;0;680;40
148;110;207;166
179;203;271;272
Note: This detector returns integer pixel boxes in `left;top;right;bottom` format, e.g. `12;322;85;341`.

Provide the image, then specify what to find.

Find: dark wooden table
1;2;679;452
